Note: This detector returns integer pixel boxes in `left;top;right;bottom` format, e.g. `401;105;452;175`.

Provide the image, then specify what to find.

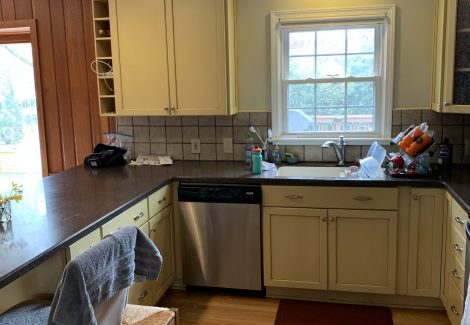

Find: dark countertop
1;161;469;288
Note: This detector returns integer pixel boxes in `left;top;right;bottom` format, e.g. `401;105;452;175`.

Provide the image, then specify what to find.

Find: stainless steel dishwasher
178;183;262;291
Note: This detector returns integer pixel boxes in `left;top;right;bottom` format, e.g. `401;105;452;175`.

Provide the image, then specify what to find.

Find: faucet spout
322;136;346;166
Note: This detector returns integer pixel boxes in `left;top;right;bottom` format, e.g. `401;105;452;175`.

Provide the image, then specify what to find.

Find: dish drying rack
387;140;437;176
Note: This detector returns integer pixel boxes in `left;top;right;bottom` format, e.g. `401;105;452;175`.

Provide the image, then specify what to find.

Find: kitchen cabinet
66;228;102;261
100;198;149;237
442;193;469;325
432;0;470;113
407;189;444;298
105;0;237;116
149;205;175;302
262;186;398;295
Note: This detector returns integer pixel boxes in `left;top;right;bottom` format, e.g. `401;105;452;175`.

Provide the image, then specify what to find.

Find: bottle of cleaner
252;147;263;174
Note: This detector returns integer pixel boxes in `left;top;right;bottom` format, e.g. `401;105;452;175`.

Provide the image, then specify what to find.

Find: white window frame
271;5;396;145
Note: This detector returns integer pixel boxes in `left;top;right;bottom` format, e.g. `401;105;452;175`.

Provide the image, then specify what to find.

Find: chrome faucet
322;136;346;166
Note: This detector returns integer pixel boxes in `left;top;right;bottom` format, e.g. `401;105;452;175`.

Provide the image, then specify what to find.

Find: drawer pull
329;216;335;222
451;305;459;315
157;197;167;204
285;195;303;200
452;269;463;279
133;212;145;221
321;216;327;222
137;290;148;302
353;196;373;202
151;226;157;233
455;216;465;225
453;243;463;253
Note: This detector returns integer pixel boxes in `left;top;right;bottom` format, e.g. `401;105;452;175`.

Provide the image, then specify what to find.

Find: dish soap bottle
272;143;282;164
245;132;254;165
252;147;263;174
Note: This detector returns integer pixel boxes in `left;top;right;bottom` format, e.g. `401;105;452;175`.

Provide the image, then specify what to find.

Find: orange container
399;126;424;150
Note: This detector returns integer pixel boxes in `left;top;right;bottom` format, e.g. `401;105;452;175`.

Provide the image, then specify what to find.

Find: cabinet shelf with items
92;0;117;115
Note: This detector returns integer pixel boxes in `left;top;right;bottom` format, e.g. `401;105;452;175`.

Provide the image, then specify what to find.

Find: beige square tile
250;112;268;126
166;127;182;143
443;113;464;125
305;146;322;162
233;144;247;161
117;116;133;126
216;127;233;144
234;127;249;144
182;116;199;126
392;110;402;126
322;146;338;162
166;116;182;126
149;116;166;126
216;116;233;126
150;127;166;143
443;125;464;144
465;115;470;125
135;143;150;156
200;144;217;160
167;143;183;160
133;126;150;142
453;145;463;164
217;144;234;161
285;145;304;161
182;127;199;143
402;110;422;126
183;144;200;160
150;143;166;156
199;126;216;143
345;145;361;163
429;125;443;144
133;116;149;126
199;116;215;126
117;126;133;137
233;112;250;126
422;110;442;125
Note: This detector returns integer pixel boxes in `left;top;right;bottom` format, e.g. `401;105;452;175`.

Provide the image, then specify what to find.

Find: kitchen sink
275;166;348;178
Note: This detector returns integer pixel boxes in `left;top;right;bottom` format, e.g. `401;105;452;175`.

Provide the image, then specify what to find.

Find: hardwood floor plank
159;289;451;325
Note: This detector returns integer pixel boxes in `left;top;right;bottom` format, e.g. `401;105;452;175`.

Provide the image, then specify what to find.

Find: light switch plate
223;138;233;154
191;139;201;154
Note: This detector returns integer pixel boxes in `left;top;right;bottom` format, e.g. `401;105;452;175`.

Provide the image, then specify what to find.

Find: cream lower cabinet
407;188;444;297
149;205;175;303
263;197;398;295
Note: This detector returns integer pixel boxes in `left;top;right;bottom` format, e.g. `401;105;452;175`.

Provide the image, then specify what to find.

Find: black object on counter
437;138;453;169
84;143;127;168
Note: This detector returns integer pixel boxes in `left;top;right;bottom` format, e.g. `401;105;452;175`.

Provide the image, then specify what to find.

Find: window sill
273;138;392;146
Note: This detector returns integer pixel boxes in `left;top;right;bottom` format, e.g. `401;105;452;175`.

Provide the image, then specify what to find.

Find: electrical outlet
223;138;233;154
191;139;201;154
466;138;470;157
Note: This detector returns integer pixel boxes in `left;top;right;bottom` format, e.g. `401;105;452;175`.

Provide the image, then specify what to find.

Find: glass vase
0;201;12;223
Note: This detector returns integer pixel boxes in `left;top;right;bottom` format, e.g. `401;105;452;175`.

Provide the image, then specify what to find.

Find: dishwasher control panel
178;183;261;204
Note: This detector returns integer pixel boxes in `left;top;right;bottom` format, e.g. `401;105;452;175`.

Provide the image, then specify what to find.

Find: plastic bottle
251;147;263;174
272;143;282;164
244;133;254;164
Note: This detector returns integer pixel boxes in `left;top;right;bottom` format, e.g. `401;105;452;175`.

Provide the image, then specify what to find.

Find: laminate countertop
1;161;469;288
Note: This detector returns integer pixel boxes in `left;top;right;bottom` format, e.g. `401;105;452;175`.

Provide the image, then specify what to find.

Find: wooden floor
159;289;451;325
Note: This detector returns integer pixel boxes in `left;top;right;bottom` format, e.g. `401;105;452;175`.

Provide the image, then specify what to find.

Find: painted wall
237;0;436;111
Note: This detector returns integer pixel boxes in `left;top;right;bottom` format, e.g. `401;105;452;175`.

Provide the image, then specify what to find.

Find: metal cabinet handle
164;107;170;113
444;102;450;107
451;305;459;315
137;290;148;302
321;216;327;222
157;197;167;204
170;106;177;114
353;196;373;202
455;216;465;225
133;211;145;221
151;226;157;233
412;194;419;201
453;243;463;252
452;269;463;279
285;195;303;200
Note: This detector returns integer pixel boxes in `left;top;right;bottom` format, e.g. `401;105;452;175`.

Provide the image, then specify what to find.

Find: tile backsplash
117;110;470;164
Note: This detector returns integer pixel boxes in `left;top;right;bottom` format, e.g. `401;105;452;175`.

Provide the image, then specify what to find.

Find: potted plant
0;182;23;223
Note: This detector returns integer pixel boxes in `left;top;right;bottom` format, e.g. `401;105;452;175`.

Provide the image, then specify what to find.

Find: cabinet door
149;205;175;302
66;228;102;261
101;198;149;237
407;188;444;297
110;0;171;115
128;222;154;306
263;207;328;290
328;209;397;294
170;0;229;115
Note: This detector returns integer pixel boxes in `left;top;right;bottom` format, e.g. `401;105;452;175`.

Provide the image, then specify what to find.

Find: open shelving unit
92;0;116;115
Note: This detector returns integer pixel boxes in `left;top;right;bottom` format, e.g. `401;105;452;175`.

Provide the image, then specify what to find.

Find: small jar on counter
251;147;263;174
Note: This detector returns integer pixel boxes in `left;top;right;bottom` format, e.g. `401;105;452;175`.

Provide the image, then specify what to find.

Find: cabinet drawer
101;199;148;237
445;272;464;325
447;246;466;296
66;228;101;261
451;199;469;236
148;185;171;217
449;223;466;267
262;186;398;210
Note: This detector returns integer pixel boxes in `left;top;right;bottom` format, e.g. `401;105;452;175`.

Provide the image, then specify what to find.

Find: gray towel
47;226;162;325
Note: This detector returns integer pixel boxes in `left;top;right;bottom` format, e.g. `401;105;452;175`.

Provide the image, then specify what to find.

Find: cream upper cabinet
108;0;237;116
262;186;398;295
432;0;470;113
407;189;444;298
328;209;397;294
263;207;328;290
